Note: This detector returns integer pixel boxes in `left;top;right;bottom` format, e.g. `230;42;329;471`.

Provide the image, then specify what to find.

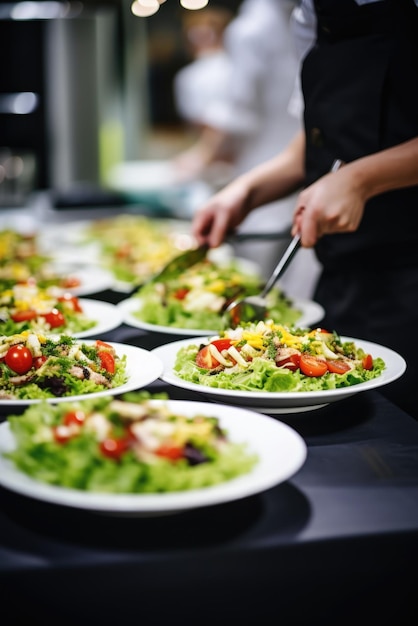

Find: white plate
117;296;325;337
0;341;163;407
0;400;307;515
151;337;407;414
72;298;124;338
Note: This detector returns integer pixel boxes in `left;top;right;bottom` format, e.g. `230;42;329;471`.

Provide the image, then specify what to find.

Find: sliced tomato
42;308;66;328
33;356;47;369
99;436;130;459
63;410;86;427
276;353;301;371
155;443;184;460
362;353;373;370
11;310;38;323
58;294;83;312
52;425;73;444
195;345;220;369
326;359;351;374
299;354;328;377
173;288;189;300
5;344;33;374
98;351;116;374
211;338;235;352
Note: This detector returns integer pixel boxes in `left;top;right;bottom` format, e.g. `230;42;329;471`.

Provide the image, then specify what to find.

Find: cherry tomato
99;437;130;459
11;310;37;323
173;288;189;300
33;356;47;369
42;308;66;328
155;443;184;460
63;410;86;426
52;425;72;444
5;344;33;374
98;351;116;374
195;345;220;369
58;294;83;312
362;354;373;370
326;359;351;374
299;354;328;377
276;353;301;372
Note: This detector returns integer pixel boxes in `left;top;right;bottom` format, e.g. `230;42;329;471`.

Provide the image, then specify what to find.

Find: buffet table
0;201;417;625
1;311;418;625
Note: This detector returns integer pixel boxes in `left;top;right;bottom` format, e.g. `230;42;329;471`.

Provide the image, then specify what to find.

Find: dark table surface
1;291;418;625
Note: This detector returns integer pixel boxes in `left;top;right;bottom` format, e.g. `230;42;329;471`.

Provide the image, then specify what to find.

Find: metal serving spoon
223;233;301;328
223;158;344;328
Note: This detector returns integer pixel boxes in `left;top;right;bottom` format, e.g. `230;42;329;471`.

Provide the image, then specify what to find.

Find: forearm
346;137;418;201
238;130;306;210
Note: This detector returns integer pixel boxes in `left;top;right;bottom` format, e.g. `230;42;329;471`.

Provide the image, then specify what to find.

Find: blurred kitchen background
0;0;241;211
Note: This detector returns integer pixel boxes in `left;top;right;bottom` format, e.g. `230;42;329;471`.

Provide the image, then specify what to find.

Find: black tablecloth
1;305;418;625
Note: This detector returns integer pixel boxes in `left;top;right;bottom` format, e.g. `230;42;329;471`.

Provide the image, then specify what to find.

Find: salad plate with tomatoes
151;321;406;413
0;396;306;515
0;282;123;338
0;334;163;405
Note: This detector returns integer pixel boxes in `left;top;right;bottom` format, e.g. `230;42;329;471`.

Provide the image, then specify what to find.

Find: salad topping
4;396;258;493
174;321;386;393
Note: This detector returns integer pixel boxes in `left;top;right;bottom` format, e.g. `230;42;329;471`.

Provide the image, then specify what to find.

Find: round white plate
117;296;325;337
72;298;124;338
0;400;307;515
150;337;407;414
0;341;163;406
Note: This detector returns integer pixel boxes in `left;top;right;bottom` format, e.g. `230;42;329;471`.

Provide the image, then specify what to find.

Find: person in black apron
192;0;418;419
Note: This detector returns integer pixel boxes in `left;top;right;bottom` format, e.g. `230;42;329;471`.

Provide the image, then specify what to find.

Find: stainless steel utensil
223;233;301;327
223;159;344;328
148;244;209;283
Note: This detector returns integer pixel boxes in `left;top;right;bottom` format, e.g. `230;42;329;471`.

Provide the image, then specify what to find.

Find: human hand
292;166;367;247
192;178;251;247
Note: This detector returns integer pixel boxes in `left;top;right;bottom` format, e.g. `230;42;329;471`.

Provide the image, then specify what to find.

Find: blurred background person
171;0;321;299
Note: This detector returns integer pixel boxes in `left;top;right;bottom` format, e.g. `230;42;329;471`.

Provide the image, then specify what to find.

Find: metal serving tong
148;244;209;283
223;158;344;328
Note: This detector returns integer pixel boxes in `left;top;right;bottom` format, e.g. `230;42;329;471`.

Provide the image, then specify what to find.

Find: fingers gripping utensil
223;159;344;328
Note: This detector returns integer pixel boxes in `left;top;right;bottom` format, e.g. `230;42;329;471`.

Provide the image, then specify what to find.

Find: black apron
301;0;418;418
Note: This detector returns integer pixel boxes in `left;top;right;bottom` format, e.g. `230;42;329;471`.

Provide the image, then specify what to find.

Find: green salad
174;321;386;393
0;333;127;400
4;395;258;493
132;258;301;331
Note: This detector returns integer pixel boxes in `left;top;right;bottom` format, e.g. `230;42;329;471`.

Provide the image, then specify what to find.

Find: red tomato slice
362;354;373;370
276;353;301;371
63;410;86;426
299;354;328;377
11;310;38;323
99;437;130;459
42;309;66;328
5;344;33;374
196;345;220;369
98;351;116;374
173;288;189;300
60;276;81;289
326;359;351;374
211;338;235;352
155;443;184;460
52;425;72;444
58;294;83;312
33;356;47;369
